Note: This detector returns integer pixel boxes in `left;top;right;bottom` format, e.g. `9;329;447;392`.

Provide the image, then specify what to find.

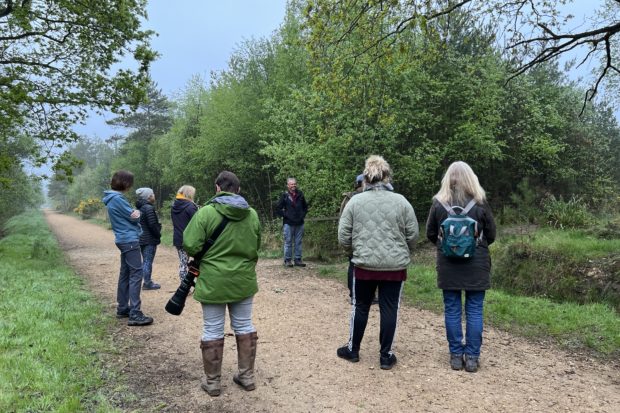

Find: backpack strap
439;201;456;215
461;199;477;215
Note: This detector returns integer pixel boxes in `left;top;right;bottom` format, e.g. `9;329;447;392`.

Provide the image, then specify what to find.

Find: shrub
74;198;104;219
542;195;593;229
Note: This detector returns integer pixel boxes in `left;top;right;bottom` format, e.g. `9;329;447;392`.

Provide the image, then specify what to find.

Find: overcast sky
75;0;288;138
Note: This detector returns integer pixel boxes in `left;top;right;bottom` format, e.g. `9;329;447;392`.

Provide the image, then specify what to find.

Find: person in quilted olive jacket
336;155;419;370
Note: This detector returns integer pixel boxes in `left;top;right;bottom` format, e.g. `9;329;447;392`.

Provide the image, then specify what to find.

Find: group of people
336;156;495;374
102;174;200;326
102;155;496;397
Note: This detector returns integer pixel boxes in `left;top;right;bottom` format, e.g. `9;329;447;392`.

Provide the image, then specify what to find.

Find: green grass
0;211;124;412
524;228;620;259
317;262;619;358
492;227;620;310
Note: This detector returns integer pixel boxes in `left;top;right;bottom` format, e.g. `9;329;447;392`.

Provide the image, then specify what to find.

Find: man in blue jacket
275;177;308;267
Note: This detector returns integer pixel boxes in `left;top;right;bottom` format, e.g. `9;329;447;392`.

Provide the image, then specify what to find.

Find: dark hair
215;171;240;193
110;170;134;191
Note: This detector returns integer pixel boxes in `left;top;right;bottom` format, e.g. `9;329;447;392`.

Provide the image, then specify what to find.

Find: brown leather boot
200;338;224;396
233;332;258;391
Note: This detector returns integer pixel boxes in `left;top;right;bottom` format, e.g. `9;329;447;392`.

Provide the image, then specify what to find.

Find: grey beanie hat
136;187;154;200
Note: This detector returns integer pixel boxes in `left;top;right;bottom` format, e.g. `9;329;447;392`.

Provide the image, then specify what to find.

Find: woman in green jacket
183;171;261;397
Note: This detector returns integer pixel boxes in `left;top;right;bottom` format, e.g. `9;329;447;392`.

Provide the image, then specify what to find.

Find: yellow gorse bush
74;198;104;218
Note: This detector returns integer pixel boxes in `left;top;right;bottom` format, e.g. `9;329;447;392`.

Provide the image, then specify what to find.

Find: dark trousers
116;241;143;317
347;277;404;358
140;244;157;285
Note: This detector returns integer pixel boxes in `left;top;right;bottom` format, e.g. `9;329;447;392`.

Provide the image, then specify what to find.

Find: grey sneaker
128;312;154;326
450;353;464;370
284;260;294;267
464;354;479;373
294;261;306;267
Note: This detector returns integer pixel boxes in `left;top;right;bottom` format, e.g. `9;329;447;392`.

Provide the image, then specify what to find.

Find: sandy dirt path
44;210;619;412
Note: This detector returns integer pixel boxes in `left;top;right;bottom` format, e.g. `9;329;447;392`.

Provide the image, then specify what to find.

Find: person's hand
130;209;141;219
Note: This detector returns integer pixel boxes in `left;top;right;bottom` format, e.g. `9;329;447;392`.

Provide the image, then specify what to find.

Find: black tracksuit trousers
348;277;403;358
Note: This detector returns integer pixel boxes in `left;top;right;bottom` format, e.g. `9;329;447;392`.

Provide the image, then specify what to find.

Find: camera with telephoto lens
165;259;200;315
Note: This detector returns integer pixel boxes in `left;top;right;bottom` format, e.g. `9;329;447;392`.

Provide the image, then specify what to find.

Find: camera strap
193;214;230;262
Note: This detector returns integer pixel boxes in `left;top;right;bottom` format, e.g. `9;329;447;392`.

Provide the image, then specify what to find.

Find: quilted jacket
136;198;161;245
338;186;419;271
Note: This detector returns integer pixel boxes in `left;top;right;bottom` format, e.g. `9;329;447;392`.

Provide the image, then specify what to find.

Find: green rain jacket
183;192;261;304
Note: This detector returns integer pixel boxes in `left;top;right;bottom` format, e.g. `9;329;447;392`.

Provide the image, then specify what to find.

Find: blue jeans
201;296;256;341
442;290;486;357
140;244;157;285
283;223;304;262
116;241;143;317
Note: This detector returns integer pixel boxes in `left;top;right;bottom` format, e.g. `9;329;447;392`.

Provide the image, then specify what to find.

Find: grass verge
0;210;124;412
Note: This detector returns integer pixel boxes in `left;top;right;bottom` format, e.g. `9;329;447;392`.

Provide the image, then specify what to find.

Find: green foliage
542;195;594;229
0;0;156;176
0;211;123;412
492;228;620;310
0;163;43;228
48;0;620;235
74;198;104;219
499;178;542;224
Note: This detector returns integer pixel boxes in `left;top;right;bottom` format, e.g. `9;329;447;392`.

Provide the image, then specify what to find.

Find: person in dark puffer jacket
136;187;162;290
171;185;198;282
426;161;496;373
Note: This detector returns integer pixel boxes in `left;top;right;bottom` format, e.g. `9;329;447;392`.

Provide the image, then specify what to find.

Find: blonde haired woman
425;161;496;373
337;155;419;370
171;185;198;281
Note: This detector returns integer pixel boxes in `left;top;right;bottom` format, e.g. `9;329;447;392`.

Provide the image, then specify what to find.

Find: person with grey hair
337;155;419;370
135;187;162;290
275;177;309;267
425;161;496;373
171;185;198;282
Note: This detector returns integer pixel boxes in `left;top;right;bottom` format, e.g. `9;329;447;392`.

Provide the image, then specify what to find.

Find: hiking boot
142;281;161;290
294;260;306;267
336;346;359;362
284;260;294;267
127;312;154;326
380;354;397;370
116;310;129;319
464;354;479;373
450;353;464;370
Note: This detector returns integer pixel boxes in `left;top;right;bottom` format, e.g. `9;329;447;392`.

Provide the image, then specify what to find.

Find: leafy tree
304;0;620;110
0;0;156;175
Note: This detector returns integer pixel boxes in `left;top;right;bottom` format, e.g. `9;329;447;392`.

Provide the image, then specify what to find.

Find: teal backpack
438;199;480;259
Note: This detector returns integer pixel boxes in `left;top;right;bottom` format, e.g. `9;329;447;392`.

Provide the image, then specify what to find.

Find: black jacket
171;198;198;247
136;199;162;246
275;189;308;225
426;199;496;290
